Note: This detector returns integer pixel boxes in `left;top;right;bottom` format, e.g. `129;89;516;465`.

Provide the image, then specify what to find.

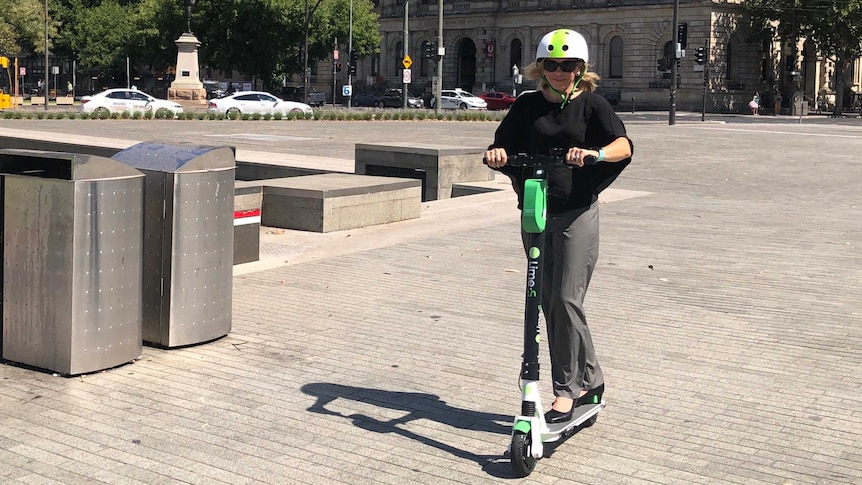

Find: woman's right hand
484;148;508;168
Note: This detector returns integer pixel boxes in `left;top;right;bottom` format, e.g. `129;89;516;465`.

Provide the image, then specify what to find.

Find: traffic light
785;55;794;72
335;62;342;72
425;42;436;59
349;63;356;76
677;22;688;50
695;47;706;65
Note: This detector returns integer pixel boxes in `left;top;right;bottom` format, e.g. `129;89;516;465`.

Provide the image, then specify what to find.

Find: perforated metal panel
112;143;235;347
1;151;144;375
167;170;234;346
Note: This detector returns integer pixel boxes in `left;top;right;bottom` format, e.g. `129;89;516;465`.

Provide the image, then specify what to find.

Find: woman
484;29;633;424
749;95;759;115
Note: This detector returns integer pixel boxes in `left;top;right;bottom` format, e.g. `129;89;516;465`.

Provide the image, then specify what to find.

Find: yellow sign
402;55;412;69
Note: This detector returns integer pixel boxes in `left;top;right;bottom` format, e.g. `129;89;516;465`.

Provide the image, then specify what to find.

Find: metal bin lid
0;149;144;181
111;142;235;173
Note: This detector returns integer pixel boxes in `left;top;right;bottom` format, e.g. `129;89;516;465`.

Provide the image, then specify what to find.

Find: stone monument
168;0;207;104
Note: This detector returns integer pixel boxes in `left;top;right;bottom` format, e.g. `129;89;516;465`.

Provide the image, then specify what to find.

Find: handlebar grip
484;154;599;167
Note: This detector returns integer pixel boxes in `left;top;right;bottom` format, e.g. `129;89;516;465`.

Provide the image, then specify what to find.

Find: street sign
342;85;352;97
402;68;412;84
402;55;412;69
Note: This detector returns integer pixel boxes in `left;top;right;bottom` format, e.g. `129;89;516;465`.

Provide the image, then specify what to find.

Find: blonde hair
523;60;600;93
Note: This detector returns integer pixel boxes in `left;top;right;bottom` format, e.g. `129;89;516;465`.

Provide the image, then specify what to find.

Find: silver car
80;88;184;117
430;89;488;110
207;91;314;117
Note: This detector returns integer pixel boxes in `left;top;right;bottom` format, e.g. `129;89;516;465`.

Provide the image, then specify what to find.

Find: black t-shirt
489;90;633;213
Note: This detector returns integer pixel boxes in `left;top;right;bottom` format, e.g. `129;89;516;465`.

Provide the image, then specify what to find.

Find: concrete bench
253;173;421;233
55;96;75;105
354;143;493;201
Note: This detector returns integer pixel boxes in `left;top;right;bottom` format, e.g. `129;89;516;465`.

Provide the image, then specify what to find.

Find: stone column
168;33;207;104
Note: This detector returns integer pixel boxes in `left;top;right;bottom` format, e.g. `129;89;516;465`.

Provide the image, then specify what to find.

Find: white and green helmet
536;29;589;62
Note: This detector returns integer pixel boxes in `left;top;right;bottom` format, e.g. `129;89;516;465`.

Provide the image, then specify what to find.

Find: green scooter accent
521;179;547;234
513;420;532;435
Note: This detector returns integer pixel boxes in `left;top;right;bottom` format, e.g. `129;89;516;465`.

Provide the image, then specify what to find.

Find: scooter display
485;150;605;477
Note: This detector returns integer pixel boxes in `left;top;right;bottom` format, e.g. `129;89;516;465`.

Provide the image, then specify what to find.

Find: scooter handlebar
483;152;597;168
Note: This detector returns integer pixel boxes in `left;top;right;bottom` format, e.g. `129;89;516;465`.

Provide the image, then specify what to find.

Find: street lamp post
434;0;443;113
669;0;679;125
44;0;49;110
403;0;409;108
304;0;309;105
347;0;353;108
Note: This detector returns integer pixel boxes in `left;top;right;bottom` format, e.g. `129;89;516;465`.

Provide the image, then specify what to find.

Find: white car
81;88;183;117
430;88;487;110
207;91;314;117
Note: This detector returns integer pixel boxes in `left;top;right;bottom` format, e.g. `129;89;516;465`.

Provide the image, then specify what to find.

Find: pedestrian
484;28;633;423
37;79;43;95
774;91;782;116
749;94;759;115
67;81;73;96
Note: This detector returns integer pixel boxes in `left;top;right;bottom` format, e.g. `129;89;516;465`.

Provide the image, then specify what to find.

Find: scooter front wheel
510;432;537;477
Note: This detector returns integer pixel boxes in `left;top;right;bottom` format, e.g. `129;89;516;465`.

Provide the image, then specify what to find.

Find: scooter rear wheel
510;432;537;477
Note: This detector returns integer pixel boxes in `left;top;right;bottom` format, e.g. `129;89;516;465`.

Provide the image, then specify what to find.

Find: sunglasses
542;59;581;73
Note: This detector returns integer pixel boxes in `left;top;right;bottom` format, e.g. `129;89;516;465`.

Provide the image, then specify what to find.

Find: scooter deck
542;400;604;442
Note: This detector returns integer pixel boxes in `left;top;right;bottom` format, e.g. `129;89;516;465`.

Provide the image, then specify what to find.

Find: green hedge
0;108;507;122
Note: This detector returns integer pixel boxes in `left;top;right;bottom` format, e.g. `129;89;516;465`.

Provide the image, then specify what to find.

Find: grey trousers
522;201;604;400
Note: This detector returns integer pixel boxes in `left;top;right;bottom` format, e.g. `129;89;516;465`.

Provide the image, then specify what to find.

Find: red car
478;91;516;110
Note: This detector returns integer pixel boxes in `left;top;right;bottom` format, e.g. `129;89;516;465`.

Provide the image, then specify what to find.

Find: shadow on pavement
301;382;521;478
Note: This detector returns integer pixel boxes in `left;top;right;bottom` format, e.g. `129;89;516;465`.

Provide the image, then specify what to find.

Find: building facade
351;0;861;113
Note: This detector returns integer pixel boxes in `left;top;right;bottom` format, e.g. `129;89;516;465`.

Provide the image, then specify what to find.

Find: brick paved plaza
1;115;860;484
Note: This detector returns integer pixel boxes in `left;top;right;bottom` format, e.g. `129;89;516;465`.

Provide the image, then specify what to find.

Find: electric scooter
486;151;605;477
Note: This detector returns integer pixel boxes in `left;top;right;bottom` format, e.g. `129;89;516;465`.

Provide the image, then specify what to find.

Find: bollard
631;97;636;113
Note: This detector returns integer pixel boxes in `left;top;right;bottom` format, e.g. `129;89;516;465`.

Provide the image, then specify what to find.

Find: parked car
203;80;226;100
477;91;516;110
20;83;40;96
80;88;183;117
429;88;487;110
281;86;327;106
351;91;378;107
207;91;313;117
375;88;424;108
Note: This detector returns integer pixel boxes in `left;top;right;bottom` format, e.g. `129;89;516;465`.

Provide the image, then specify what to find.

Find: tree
130;0;185;71
193;0;378;88
50;0;380;88
317;0;380;60
0;0;60;56
745;0;862;115
53;0;138;75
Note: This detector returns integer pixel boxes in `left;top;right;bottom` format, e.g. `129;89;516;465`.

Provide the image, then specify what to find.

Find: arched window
509;38;523;75
609;36;623;78
394;41;402;76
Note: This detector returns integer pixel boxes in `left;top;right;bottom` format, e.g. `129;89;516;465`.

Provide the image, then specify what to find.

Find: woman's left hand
565;147;599;167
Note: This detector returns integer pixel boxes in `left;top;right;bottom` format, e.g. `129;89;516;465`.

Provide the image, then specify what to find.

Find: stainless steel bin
111;142;235;347
0;149;144;375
